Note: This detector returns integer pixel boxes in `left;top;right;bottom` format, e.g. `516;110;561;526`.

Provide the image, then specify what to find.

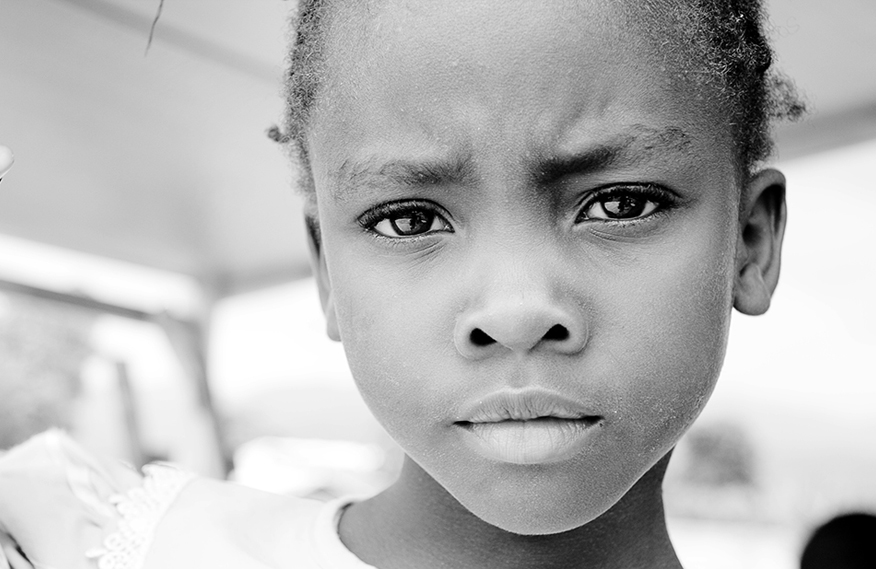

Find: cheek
328;256;455;437
600;222;736;455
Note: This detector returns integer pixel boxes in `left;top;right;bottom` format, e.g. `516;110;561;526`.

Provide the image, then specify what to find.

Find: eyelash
358;200;454;239
575;184;675;223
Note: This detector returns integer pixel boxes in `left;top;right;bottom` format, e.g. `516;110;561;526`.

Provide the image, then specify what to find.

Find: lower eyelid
365;230;449;253
592;206;674;228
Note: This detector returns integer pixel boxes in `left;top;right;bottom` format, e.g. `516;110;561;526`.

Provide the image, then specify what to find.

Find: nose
454;295;588;359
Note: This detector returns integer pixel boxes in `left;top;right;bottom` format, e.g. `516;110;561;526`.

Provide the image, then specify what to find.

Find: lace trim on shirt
84;464;195;569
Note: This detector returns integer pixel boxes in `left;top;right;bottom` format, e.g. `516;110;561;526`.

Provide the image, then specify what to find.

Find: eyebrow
533;125;693;185
330;125;692;201
331;153;476;202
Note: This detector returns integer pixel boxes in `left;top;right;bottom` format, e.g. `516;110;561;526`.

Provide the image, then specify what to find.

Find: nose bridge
471;221;557;298
454;234;588;358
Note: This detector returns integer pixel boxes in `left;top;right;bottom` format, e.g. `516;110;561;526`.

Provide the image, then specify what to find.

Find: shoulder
0;431;351;569
146;478;333;569
0;430;146;569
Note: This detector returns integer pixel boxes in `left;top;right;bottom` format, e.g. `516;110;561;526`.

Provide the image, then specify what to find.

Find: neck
339;454;681;569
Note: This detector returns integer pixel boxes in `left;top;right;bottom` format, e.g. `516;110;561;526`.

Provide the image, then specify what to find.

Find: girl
0;1;802;567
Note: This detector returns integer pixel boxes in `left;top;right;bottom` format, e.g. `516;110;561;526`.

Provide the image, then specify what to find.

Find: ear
733;168;787;316
306;215;341;342
0;145;14;182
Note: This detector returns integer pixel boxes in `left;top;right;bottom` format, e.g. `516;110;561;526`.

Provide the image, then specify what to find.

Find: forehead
308;0;728;190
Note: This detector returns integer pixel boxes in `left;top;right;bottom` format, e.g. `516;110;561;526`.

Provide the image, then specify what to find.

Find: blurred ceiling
1;0;875;299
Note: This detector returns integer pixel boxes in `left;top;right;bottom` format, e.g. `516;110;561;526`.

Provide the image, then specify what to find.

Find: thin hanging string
145;0;165;55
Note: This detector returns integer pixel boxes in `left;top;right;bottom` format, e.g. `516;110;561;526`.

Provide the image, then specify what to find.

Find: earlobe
324;294;341;342
733;168;787;316
734;263;772;315
306;214;341;342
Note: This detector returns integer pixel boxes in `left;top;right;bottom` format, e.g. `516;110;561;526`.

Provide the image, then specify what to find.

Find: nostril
544;324;569;341
470;328;495;346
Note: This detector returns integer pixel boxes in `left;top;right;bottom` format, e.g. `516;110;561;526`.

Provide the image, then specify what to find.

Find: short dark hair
276;0;804;205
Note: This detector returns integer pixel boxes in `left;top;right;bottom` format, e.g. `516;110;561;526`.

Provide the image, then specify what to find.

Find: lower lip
458;417;601;464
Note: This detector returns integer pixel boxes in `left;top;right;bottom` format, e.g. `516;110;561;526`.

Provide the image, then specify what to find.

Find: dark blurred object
801;512;876;569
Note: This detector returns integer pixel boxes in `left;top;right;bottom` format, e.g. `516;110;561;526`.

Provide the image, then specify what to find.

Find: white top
0;431;376;569
310;497;377;569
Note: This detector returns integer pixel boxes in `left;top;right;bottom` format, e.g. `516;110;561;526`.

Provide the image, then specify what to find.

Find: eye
577;186;668;222
361;201;453;238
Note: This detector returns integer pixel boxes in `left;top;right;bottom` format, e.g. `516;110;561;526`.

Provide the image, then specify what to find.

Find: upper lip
454;388;602;424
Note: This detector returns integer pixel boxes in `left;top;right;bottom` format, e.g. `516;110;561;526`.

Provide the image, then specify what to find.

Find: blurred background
0;0;874;567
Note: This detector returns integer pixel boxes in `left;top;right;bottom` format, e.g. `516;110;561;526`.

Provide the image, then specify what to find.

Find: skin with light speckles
304;1;787;567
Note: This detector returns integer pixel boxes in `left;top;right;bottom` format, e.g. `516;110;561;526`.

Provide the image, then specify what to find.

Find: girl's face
307;0;752;534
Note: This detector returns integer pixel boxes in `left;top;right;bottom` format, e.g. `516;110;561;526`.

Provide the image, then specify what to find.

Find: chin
440;450;674;536
469;498;613;536
452;471;629;536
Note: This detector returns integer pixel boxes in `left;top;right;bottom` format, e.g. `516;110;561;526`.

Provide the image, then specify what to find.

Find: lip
455;389;603;464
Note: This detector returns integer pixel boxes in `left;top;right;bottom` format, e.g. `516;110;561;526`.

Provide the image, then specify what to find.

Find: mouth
458;416;601;427
454;389;604;465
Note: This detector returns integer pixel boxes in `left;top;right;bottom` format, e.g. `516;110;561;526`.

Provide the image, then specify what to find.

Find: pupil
391;211;432;235
604;195;644;218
